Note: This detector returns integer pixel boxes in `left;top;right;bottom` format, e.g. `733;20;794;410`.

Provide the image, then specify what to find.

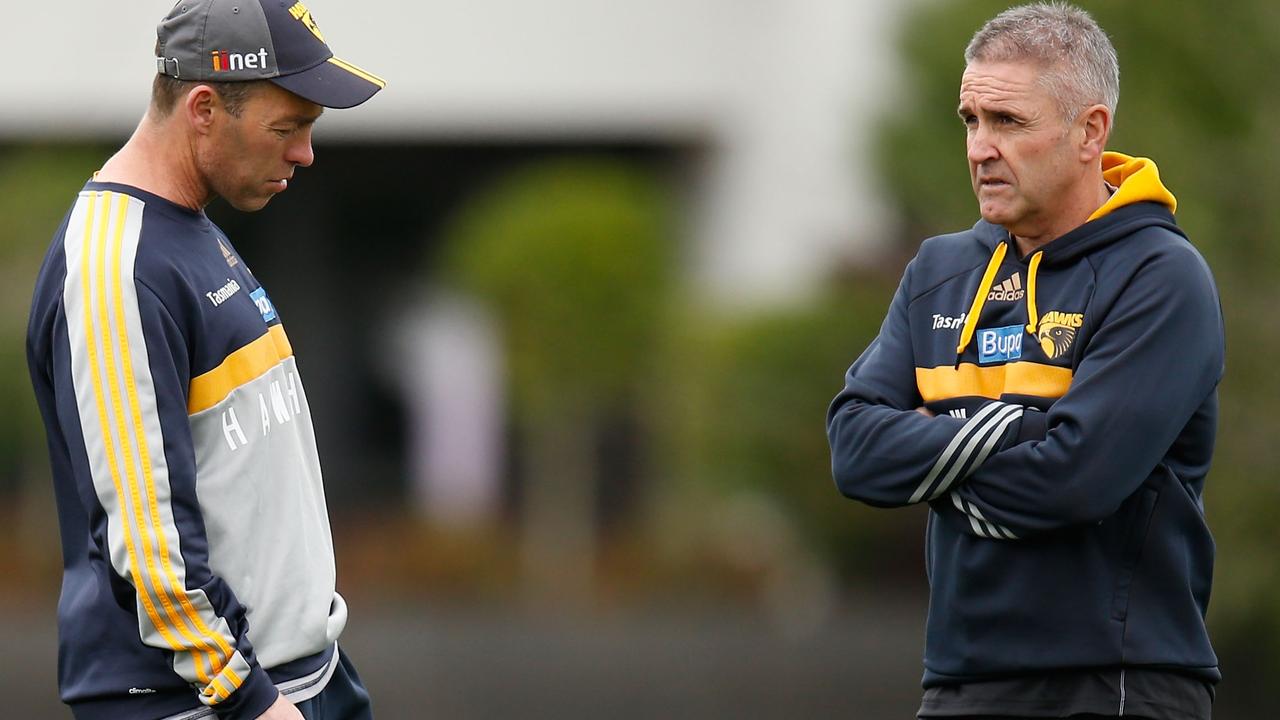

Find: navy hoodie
827;153;1224;687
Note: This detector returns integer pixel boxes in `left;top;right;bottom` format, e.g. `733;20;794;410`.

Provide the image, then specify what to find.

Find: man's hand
915;406;936;417
257;692;304;720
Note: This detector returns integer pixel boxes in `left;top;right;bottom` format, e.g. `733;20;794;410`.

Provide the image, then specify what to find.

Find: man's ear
1078;104;1111;163
184;85;220;136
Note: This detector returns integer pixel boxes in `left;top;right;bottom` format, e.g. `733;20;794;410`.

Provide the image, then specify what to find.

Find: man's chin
977;200;1023;229
978;206;1010;227
225;195;275;212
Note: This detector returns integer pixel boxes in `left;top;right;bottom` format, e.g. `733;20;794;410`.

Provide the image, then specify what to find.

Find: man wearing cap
26;2;385;719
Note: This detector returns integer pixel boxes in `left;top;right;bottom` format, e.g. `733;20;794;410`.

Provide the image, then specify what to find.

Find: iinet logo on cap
211;48;270;73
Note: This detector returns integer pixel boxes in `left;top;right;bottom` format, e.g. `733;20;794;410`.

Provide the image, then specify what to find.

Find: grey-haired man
828;4;1221;719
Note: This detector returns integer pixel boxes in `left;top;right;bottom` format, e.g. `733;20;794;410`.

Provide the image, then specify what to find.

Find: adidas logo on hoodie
987;272;1025;301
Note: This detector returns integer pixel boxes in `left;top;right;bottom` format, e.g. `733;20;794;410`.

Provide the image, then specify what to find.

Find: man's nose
287;129;315;168
967;124;999;166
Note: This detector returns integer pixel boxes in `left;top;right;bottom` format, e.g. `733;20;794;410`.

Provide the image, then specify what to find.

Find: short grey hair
965;2;1119;121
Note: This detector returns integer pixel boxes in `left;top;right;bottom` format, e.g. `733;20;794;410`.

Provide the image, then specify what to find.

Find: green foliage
880;0;1280;684
441;158;672;421
669;276;926;578
0;146;105;492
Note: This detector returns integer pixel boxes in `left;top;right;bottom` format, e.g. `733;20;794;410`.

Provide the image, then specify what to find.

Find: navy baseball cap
155;0;385;109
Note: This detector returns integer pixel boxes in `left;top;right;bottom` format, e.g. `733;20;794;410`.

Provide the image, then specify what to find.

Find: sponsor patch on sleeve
249;287;277;323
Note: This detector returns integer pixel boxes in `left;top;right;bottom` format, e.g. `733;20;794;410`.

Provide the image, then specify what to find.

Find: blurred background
1;1;1276;717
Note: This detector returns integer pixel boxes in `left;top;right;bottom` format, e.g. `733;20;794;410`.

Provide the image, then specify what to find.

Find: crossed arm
828;248;1223;539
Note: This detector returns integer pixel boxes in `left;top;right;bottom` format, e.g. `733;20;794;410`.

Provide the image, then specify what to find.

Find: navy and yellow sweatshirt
827;153;1224;686
27;182;346;719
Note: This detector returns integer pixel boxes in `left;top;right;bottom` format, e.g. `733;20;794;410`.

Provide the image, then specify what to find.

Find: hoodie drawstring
955;242;1045;366
1024;250;1044;335
955;241;1007;363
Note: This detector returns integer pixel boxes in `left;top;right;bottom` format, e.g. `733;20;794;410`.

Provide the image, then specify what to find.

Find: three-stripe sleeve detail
950;492;1019;540
64;191;252;705
910;401;1024;504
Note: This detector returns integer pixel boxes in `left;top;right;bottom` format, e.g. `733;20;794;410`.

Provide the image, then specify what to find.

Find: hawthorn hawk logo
288;2;326;42
1036;310;1084;359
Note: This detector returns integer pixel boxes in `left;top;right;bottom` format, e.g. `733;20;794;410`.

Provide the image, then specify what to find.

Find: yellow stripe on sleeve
204;676;232;703
916;361;1073;403
83;192;215;684
220;665;246;699
200;658;247;706
101;194;226;679
188;325;293;414
103;193;238;676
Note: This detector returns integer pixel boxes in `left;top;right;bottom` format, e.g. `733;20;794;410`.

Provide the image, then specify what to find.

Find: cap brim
271;57;386;109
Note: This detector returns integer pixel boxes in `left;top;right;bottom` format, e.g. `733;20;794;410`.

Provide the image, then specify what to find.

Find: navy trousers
295;650;373;720
941;716;1160;719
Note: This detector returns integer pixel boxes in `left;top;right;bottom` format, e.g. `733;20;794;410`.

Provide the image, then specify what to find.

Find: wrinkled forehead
959;60;1054;106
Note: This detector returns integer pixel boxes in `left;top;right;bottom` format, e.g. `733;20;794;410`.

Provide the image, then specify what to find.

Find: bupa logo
249;287;278;323
211;48;270;73
978;325;1023;364
289;2;326;42
1037;310;1084;359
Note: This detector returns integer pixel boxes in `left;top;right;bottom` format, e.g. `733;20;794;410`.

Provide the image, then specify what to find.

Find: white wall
0;0;917;307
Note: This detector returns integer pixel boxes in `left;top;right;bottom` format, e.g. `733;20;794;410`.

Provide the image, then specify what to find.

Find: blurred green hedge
664;277;927;581
0;146;105;497
442;158;672;423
